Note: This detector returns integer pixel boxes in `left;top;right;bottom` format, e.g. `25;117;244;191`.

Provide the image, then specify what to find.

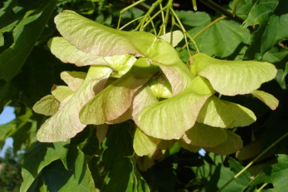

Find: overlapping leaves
244;0;288;60
36;67;112;142
54;10;193;94
79;58;158;125
0;1;285;191
33;11;278;160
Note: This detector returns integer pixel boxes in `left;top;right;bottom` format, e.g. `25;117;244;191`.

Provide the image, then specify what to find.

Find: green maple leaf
250;155;288;192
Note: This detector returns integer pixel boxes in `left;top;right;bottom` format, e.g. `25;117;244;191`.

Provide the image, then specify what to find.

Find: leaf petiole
117;0;146;29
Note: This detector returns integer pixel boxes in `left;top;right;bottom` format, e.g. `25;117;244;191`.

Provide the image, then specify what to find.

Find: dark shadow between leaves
101;123;134;192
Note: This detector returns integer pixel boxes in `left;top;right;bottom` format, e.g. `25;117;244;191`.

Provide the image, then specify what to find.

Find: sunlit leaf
55;10;152;57
49;37;108;66
105;54;137;78
160;30;183;47
197;95;256;128
55;10;193;93
133;128;161;157
51;86;74;102
49;37;136;77
80;58;157;125
252;90;279;110
204;131;243;155
138;76;214;140
36;66;112;142
60;71;86;91
130;86;158;126
159;64;194;95
182;123;228;148
106;108;133;124
148;75;172;98
32;95;59;116
55;10;174;64
192;53;277;95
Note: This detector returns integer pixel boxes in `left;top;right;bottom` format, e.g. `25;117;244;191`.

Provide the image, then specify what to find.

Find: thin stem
170;8;199;53
181;16;226;51
198;0;244;24
218;131;288;192
192;0;197;11
138;0;163;31
117;0;146;29
149;16;157;35
170;8;191;56
142;6;168;30
158;0;173;36
158;3;165;36
119;16;144;30
257;183;268;191
186;33;199;53
160;3;165;23
193;16;226;39
232;0;242;14
169;16;175;44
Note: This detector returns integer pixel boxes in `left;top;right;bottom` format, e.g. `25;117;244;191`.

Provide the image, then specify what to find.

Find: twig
137;0;163;31
181;16;226;51
198;0;244;24
158;0;173;35
142;5;168;30
117;0;146;29
120;16;144;30
170;8;192;55
193;16;226;39
257;183;268;191
217;132;288;191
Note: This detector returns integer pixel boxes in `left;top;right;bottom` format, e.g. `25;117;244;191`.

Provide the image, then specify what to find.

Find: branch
198;0;244;24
